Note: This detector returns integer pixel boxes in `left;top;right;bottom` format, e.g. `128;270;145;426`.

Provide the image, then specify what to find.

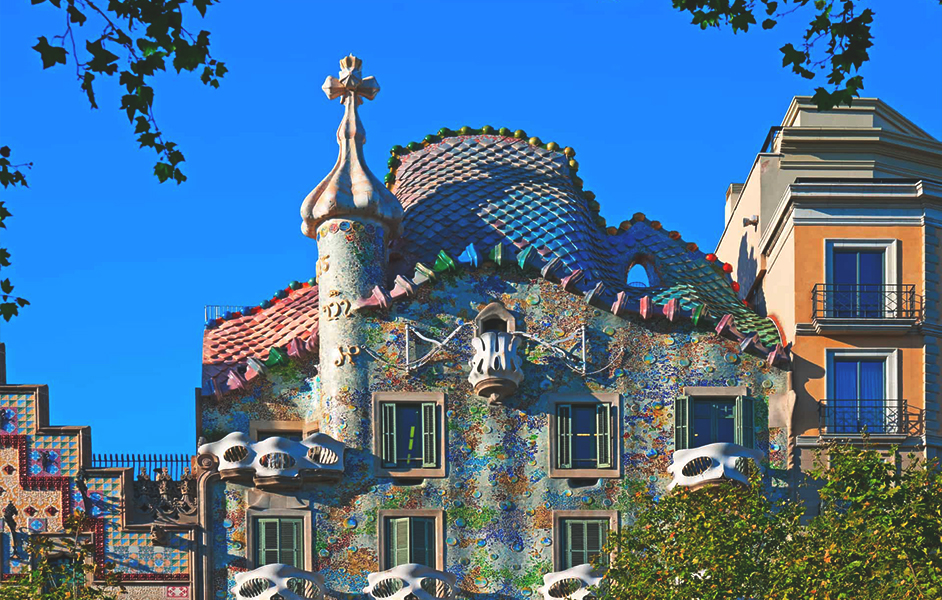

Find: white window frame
825;348;900;435
824;239;899;286
824;239;900;318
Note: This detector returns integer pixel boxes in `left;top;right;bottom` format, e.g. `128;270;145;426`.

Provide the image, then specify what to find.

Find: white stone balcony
538;564;603;600
363;564;457;600
468;331;524;403
232;564;326;600
198;432;344;488
668;442;763;490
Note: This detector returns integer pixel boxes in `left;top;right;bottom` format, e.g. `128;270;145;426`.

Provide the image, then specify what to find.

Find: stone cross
322;55;380;104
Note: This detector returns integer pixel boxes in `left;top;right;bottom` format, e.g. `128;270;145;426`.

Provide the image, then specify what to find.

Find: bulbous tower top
300;55;403;238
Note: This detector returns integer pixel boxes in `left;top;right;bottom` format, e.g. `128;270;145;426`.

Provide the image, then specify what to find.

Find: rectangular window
561;519;609;569
255;518;303;568
675;395;754;450
379;402;438;470
832;249;884;318
832;357;887;433
556;404;613;470
384;516;436;569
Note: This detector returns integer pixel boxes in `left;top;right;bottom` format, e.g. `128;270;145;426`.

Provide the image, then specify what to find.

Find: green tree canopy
601;443;942;599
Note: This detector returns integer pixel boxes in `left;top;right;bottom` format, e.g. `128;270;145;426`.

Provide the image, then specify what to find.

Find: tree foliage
0;514;124;599
0;146;31;322
27;0;226;184
601;443;942;600
671;0;879;110
1;0;226;321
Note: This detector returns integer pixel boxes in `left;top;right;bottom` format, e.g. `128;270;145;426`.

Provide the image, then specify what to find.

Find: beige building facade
716;97;942;479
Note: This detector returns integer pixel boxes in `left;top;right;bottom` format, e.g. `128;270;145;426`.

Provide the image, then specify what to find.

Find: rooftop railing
91;453;193;480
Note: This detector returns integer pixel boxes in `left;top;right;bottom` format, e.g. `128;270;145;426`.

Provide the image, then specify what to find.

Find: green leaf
67;4;87;25
86;40;120;75
193;0;213;17
154;162;173;183
762;18;776;29
81;71;98;109
31;36;67;69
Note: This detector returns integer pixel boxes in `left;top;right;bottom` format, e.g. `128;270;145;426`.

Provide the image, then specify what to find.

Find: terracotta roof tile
202;285;319;366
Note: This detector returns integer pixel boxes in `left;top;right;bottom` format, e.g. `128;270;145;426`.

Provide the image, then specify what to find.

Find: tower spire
300;55;403;238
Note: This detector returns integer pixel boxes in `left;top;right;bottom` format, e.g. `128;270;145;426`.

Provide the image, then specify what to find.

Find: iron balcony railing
819;399;904;435
92;453;193;480
812;284;918;320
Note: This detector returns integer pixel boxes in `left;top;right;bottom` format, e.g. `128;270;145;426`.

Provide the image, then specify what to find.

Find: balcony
197;432;344;489
232;564;325;600
538;564;604;600
819;399;905;437
811;284;919;334
668;443;763;490
363;564;457;600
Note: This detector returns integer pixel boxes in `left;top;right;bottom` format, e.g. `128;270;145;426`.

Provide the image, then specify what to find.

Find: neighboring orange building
716;97;942;481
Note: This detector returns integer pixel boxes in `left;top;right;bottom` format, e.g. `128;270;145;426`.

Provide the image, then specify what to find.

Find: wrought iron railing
92;453;193;480
204;304;252;325
812;284;918;320
819;399;904;435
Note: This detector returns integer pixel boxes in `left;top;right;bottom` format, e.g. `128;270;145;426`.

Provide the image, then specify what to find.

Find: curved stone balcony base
232;564;326;600
468;331;524;402
668;442;763;490
198;432;345;489
538;564;604;600
364;564;458;600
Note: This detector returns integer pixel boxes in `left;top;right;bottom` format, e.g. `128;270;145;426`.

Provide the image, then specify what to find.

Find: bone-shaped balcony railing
468;331;524;403
198;432;345;487
232;564;326;600
538;564;604;600
668;442;763;490
363;564;458;600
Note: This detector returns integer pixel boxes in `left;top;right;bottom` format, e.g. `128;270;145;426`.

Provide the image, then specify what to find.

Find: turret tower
300;55;403;450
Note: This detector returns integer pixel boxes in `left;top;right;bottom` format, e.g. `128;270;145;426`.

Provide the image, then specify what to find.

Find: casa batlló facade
3;55;934;600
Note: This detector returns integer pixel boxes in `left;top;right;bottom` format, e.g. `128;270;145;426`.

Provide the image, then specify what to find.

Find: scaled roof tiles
202;132;784;393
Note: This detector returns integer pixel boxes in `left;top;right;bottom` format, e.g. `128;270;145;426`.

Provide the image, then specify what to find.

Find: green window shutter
410;517;435;568
567;520;585;569
585;520;609;566
382;403;397;467
421;403;437;468
674;396;691;450
279;519;302;568
388;517;410;568
558;404;573;469
735;396;755;449
595;403;612;469
257;518;281;566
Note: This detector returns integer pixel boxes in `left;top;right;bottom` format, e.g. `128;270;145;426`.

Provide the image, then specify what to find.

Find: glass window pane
571;405;597;468
833;360;859;399
833;251;858;285
858;252;883;286
859;360;884;400
715;401;735;444
693;401;712;447
395;405;422;467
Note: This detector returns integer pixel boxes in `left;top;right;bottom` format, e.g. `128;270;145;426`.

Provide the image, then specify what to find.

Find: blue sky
0;1;939;455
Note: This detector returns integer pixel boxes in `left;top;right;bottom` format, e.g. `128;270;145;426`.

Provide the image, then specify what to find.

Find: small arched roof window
473;302;516;335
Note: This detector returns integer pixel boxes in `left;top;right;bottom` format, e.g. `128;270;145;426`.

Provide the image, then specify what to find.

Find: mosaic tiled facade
1;57;803;600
